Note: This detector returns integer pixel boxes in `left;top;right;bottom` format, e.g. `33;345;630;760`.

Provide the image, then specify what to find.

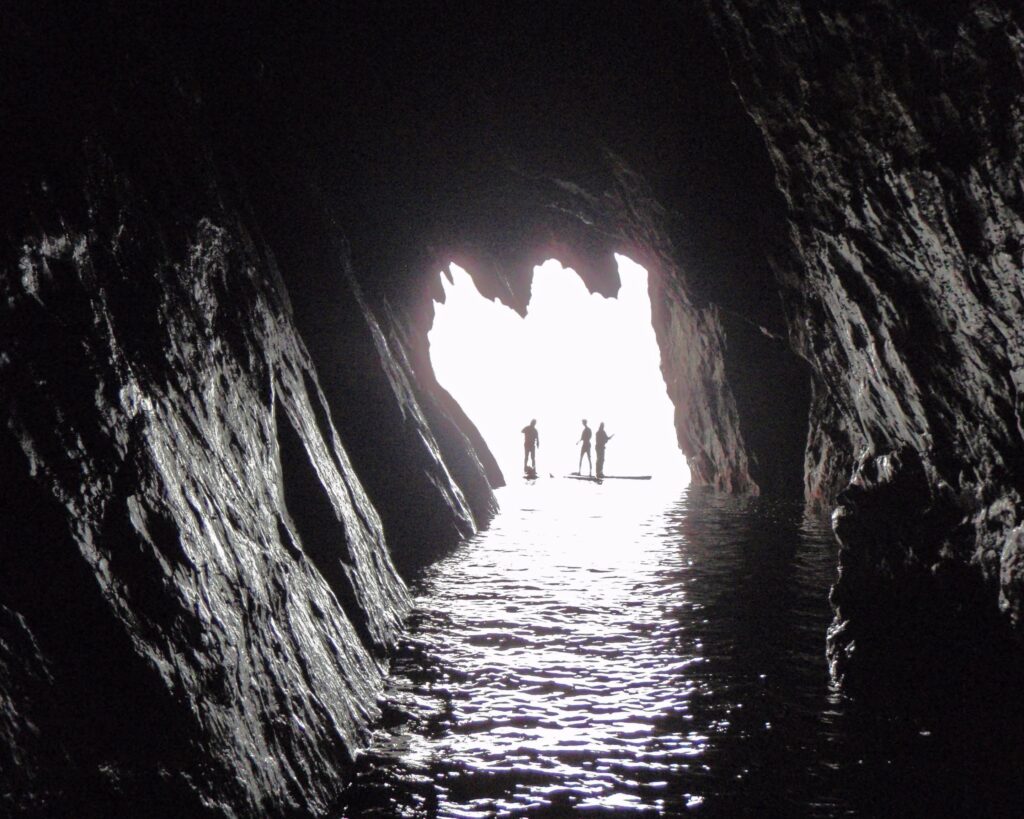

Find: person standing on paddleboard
577;419;593;476
522;419;539;475
595;422;614;479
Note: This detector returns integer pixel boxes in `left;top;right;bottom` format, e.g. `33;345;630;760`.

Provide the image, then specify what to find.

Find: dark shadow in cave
0;430;226;818
239;172;495;574
274;398;380;656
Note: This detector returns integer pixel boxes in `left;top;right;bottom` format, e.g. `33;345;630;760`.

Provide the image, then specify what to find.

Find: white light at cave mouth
428;256;690;486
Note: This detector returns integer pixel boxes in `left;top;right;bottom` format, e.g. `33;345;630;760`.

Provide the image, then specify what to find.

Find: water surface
339;481;1021;817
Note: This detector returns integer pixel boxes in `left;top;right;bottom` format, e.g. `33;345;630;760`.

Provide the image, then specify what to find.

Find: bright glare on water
340;481;831;816
339;482;1024;817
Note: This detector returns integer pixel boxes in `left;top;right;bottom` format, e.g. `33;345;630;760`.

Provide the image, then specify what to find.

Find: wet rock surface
705;1;1024;684
233;176;497;568
0;140;430;814
4;9;503;811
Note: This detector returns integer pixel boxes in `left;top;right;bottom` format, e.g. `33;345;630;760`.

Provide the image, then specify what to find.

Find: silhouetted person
577;419;592;476
595;422;614;478
522;419;539;474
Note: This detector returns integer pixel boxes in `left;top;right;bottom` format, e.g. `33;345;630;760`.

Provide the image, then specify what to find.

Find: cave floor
338;481;1022;817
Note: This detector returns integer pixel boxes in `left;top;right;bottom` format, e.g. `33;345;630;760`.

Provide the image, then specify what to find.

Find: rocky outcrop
0;81;499;811
381;295;503;530
2;8;501;811
705;1;1024;684
230;176;497;570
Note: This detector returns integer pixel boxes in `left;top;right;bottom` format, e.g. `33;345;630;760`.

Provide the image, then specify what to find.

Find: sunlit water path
339;482;1020;817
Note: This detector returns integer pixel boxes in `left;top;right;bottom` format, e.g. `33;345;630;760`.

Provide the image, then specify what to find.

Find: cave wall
0;141;422;813
0;21;497;812
704;0;1024;685
228;172;497;569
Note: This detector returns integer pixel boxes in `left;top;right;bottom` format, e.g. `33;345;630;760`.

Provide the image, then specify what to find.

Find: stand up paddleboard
564;474;652;482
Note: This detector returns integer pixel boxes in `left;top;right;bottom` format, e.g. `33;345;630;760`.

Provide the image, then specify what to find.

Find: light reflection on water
338;481;1020;817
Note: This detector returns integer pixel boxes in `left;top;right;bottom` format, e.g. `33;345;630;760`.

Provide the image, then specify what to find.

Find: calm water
339;482;1022;817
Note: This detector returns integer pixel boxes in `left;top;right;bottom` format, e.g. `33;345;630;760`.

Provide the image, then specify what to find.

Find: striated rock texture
1;87;506;819
1;152;413;813
380;294;504;532
705;1;1024;685
2;8;499;812
240;190;495;572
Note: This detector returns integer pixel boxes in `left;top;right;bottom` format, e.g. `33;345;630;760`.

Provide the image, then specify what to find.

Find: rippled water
339;482;1023;817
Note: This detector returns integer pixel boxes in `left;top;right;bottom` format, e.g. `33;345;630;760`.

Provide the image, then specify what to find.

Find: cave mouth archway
428;256;690;487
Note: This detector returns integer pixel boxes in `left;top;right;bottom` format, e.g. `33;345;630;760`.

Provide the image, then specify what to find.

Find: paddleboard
564;474;652;482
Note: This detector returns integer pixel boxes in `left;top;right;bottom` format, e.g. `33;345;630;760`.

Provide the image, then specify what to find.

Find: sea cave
3;2;1024;816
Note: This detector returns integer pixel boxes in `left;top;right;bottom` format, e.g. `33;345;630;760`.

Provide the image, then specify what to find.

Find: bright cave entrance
428;255;690;488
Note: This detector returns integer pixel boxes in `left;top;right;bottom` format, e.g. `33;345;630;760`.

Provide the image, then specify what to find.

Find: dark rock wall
381;295;503;528
1;142;416;813
705;1;1024;684
231;175;495;567
3;8;501;811
0;51;502;819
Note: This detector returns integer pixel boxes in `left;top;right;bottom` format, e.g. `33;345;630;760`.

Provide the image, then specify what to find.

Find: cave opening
428;255;690;488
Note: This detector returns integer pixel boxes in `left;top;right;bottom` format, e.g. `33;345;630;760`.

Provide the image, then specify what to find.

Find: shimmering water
339;482;1022;817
